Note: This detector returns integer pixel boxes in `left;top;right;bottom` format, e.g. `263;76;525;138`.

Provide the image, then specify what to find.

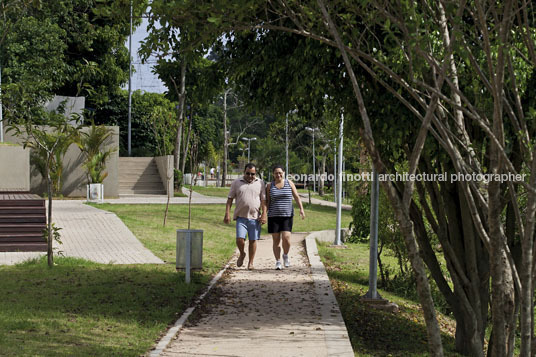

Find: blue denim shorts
236;217;261;241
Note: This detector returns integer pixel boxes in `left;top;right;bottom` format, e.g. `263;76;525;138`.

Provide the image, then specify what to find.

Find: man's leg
236;218;247;267
236;238;246;267
248;240;257;269
246;219;260;270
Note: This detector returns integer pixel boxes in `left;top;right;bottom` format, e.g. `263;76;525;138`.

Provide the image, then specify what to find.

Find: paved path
0;200;163;265
159;233;353;357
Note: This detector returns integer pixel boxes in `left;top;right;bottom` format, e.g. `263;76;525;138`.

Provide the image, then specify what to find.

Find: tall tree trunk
520;161;536;356
173;61;186;170
317;1;443;354
181;108;193;175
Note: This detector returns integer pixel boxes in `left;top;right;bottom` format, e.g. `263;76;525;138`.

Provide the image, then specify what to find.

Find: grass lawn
0;203;351;356
317;241;460;356
190;186;230;198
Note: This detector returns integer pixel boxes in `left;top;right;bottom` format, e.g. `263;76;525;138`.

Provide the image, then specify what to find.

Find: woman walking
266;165;305;270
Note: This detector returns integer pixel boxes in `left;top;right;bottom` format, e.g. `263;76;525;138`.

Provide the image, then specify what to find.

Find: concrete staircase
0;192;47;252
118;157;166;195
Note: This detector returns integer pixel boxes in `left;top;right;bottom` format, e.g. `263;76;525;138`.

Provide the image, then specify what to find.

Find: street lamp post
241;137;256;162
127;0;133;156
334;111;344;246
285;113;289;174
305;127;318;192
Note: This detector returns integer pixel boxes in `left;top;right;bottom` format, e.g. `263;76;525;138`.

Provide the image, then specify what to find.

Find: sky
124;17;168;94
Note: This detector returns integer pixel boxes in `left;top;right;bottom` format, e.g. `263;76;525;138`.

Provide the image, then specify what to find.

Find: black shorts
268;216;293;233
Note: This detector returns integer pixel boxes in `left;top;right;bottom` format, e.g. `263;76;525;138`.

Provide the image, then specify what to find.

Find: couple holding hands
223;163;305;270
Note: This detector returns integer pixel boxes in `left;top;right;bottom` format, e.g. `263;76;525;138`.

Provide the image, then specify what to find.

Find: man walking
224;163;267;270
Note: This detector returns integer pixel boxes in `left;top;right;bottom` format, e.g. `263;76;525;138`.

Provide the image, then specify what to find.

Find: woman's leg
272;233;281;260
281;231;291;255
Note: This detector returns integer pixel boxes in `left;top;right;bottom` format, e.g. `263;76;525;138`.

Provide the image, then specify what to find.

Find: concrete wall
44;96;85;125
0;144;30;191
155;155;174;196
4;126;119;197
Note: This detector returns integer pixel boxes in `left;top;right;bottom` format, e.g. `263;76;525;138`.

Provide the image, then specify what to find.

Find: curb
305;233;355;357
148;258;233;356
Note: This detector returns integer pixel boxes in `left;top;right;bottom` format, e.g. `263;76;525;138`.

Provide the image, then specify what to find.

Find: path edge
305;231;355;357
148;258;233;356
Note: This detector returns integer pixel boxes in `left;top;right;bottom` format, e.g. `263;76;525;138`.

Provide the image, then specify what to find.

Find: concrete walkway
0;200;163;265
158;233;353;357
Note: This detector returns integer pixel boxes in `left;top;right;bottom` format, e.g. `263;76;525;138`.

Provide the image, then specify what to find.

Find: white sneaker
275;261;282;270
283;254;290;268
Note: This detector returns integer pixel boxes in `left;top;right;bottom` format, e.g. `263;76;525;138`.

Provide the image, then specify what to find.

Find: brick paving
0;200;163;265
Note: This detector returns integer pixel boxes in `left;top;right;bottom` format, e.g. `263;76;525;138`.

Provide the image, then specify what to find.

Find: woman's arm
289;180;305;219
265;182;271;209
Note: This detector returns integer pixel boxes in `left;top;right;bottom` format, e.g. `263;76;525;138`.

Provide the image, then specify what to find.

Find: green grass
0;203;350;356
317;242;460;356
190;186;230;198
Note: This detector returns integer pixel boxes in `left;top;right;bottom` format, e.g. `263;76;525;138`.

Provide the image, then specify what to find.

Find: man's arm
259;181;267;224
259;199;267;224
224;197;233;224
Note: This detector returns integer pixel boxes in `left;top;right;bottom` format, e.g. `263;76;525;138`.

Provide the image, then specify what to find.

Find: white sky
124;17;168;94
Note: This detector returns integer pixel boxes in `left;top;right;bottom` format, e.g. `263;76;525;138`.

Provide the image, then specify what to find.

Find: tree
146;1;536;356
78;120;117;184
7;112;80;267
93;89;176;156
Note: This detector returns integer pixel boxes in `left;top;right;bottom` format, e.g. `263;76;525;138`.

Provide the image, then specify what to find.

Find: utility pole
334;111;344;246
285;112;289;175
333;140;337;202
127;0;133;156
242;137;256;162
305;127;318;192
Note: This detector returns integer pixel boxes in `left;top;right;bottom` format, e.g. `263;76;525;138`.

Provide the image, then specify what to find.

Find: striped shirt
268;180;294;217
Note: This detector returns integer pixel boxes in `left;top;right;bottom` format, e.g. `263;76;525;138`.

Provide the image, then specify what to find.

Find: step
0;224;46;233
0;242;47;252
0;199;45;207
119;157;155;162
0;216;46;223
0;206;46;215
118;162;156;168
118;170;157;175
0;233;46;242
119;189;166;195
119;173;162;179
119;179;164;185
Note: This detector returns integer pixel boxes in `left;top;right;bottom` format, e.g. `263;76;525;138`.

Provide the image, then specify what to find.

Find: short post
185;231;191;284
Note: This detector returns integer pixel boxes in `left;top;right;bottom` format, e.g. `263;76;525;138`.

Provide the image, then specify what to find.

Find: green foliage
43;222;63;249
1;0;145;123
140;103;176;157
78;121;117;184
93;90;176;156
1;16;67;122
